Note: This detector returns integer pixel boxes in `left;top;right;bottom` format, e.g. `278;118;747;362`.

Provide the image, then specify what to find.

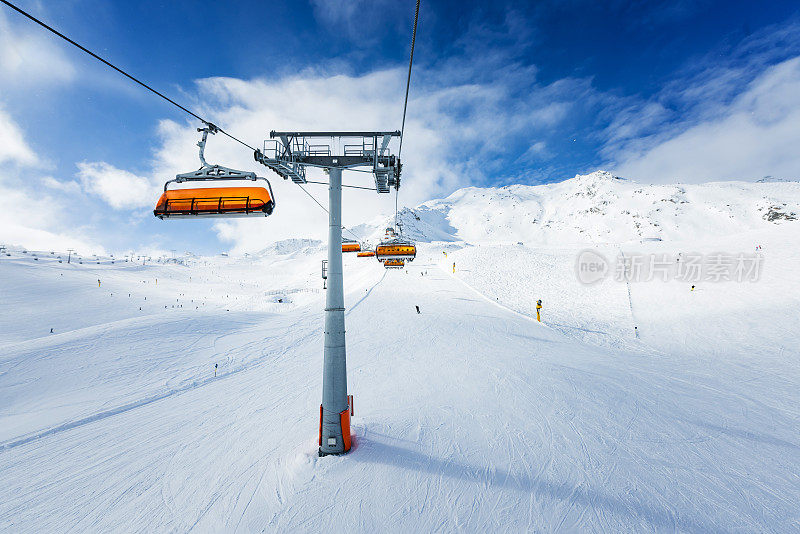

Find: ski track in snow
0;238;799;532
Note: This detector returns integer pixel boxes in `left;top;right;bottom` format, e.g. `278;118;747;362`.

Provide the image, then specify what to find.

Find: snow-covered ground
1;173;799;531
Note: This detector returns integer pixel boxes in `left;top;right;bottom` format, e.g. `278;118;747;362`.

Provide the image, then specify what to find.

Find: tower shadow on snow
353;437;725;533
685;419;800;451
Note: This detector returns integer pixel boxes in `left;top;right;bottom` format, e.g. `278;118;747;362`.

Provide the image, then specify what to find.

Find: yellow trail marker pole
452;262;456;273
536;299;542;322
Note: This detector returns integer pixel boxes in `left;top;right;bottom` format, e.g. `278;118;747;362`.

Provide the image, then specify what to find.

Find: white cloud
309;0;407;41
603;19;800;184
0;217;101;254
0;163;103;254
42;176;81;193
0;5;87;255
77;161;157;209
0;8;75;89
0;8;87;254
612;56;800;183
517;141;551;163
0;106;36;166
0;100;100;251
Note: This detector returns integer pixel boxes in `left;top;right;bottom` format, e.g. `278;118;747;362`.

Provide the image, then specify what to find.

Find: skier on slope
415;305;420;314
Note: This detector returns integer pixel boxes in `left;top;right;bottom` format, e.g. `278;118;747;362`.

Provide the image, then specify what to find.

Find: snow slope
1;227;799;531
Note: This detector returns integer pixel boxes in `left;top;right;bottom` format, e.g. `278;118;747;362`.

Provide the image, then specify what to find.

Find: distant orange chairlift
357;250;376;258
384;259;405;269
374;230;416;263
341;239;361;253
153;125;275;220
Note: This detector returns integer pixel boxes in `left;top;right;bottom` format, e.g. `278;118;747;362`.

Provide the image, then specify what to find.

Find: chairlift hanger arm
169;128;265;187
196;125;218;166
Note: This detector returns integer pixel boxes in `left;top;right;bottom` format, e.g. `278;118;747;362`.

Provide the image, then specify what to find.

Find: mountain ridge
351;171;800;245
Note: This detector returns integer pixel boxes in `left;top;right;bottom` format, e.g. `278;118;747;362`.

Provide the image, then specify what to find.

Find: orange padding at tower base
340;407;352;452
319;401;353;452
318;404;323;446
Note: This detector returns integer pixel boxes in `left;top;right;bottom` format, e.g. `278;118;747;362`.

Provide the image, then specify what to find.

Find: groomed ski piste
2;174;799;532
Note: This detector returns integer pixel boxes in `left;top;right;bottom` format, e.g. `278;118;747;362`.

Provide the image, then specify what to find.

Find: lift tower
255;131;401;455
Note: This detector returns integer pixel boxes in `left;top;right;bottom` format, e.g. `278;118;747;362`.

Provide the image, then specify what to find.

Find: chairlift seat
154;186;274;219
357;250;375;257
375;241;416;262
342;240;361;253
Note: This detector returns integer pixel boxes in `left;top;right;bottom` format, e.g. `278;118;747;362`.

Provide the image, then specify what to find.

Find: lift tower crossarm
256;131;401;192
269;130;400;138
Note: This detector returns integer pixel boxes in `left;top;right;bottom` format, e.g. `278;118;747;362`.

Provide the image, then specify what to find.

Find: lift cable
0;0;256;152
395;0;420;230
1;0;365;243
398;0;420;159
305;181;378;192
295;183;328;214
293;184;364;243
342;225;364;243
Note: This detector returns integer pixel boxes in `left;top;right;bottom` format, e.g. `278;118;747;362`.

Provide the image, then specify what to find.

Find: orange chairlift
357;250;376;258
384;259;405;269
154;126;275;220
375;227;416;263
342;239;361;253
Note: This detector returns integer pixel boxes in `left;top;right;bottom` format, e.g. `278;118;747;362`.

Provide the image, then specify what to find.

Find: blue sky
1;0;799;254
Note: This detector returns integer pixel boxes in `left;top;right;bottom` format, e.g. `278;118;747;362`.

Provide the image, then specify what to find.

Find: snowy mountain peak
570;170;625;183
256;238;323;257
756;176;798;183
361;171;800;245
